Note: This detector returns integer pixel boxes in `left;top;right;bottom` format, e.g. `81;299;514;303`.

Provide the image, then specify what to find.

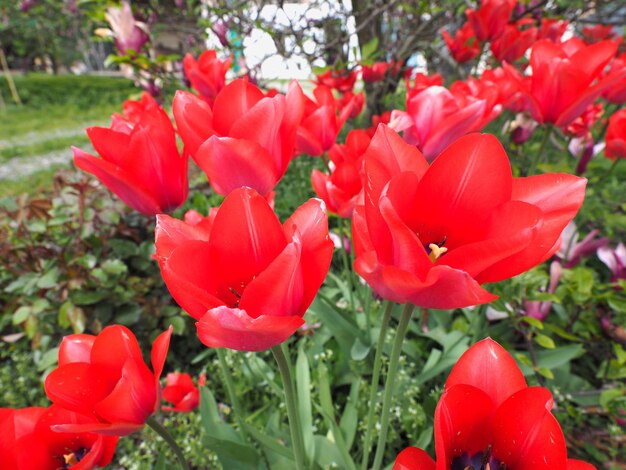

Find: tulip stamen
64;453;79;466
428;243;448;262
62;447;88;468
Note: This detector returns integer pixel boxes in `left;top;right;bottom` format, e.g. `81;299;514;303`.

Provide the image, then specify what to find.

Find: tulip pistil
428;243;448;262
451;446;505;470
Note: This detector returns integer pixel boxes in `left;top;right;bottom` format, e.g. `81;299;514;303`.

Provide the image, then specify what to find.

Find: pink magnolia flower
105;1;150;55
598;243;626;282
557;221;607;268
524;260;562;321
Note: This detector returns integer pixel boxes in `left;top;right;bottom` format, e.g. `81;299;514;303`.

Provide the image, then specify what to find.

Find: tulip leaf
296;345;315;461
339;377;360;450
516;344;585;376
308;295;365;357
350;337;371;361
242;423;294;460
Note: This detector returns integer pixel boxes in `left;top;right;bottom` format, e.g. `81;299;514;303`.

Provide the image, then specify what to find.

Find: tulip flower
602;54;626;104
361;61;402;82
183;50;232;105
315;69;357;93
105;0;150;55
390;84;498;160
44;325;172;436
352;125;586;309
441;23;480;64
606;108;626;159
155;187;333;352
162;372;205;412
505;39;625;127
366;111;392;137
490;19;537;63
296;85;354;157
582;24;621;44
598;243;626;282
73;93;188;216
311;129;371;218
537;17;569;43
338;90;365;119
0;405;119;470
173;79;304;197
466;0;517;42
393;338;595;470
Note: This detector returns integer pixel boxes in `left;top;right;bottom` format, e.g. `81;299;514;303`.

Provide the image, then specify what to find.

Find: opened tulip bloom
44;325;172;436
0;405;119;470
352;125;586;309
315;69;357;93
73;93;188;216
162;372;205;412
441;23;480;64
173;79;304;196
466;0;517;42
605;108;626;159
155;187;333;352
183;50;232;105
393;338;595;470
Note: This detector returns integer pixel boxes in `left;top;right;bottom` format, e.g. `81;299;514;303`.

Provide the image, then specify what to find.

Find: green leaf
296;346;315;461
36;267;59;289
360;37;379;64
12;306;31;325
537;367;554;379
521;315;544;330
534;333;556;349
242;423;294;460
101;259;127;276
350;337;370;361
70;290;107;305
339;378;360;450
599;387;624;409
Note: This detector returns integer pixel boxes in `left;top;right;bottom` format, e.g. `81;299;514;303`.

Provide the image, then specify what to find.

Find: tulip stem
337;216;356;314
146;416;189;470
371;303;415;470
271;345;307;470
605;157;620;178
528;125;552;175
360;300;394;470
217;348;250;442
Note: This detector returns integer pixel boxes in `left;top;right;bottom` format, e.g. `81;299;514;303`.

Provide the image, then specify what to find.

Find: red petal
196;307;305;352
159;239;224;319
209;187;287;293
86;126;132;165
155;213;214;260
151;326;172;380
212;79;265;135
393;447;436;470
283;198;334;314
172;90;215;157
435;384;495;468
52;421;144;436
195;136;278;196
90;325;144;378
412;134;512;250
94;358;156;427
58;334;96;366
491;387;567;469
44;363;118;417
445;338;527;408
73;147;162;216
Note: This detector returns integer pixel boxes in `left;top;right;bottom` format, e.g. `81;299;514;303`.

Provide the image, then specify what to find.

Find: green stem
606;157;621;178
271;345;307;470
216;348;249;441
528;125;552;175
371;303;415;470
360;300;394;470
337;216;356;314
146;416;189;470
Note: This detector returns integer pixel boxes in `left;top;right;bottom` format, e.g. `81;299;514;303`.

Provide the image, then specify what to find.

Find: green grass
0;134;91;161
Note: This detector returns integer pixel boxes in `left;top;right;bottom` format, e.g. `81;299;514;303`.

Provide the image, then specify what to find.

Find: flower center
451;447;505;470
425;236;448;262
62;448;88;468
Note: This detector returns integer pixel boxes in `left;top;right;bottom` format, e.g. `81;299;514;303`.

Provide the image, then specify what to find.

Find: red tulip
490;19;537;63
155;187;333;352
405;72;444;98
352;125;586;309
537;17;569;43
602;53;626;104
296;85;354;156
582;24;621;45
466;0;517;42
183;50;232;105
361;61;402;82
311;129;371;218
315;69;357;93
162;372;205;412
44;325;172;436
393;338;596;470
0;405;118;470
442;23;480;64
366;111;392;137
173;79;304;196
390;84;498;160
338;90;365;119
606;108;626;159
505;39;625;127
73;93;188;216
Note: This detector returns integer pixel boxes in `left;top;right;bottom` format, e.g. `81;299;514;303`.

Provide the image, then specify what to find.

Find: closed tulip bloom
173;79;304;196
390;85;497;160
352;125;586;309
296;85;354;156
311;129;371;218
162;372;205;412
441;23;480;64
183;50;232;105
602;53;626;104
606;109;626;159
315;69;357;93
155;187;333;352
44;325;172;436
73;93;188;216
506;39;625;127
490;20;537;63
466;0;517;42
393;338;596;470
0;405;119;470
338;90;365;119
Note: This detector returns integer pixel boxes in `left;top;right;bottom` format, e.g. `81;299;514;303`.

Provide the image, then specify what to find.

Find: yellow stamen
64;453;79;466
428;243;448;262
